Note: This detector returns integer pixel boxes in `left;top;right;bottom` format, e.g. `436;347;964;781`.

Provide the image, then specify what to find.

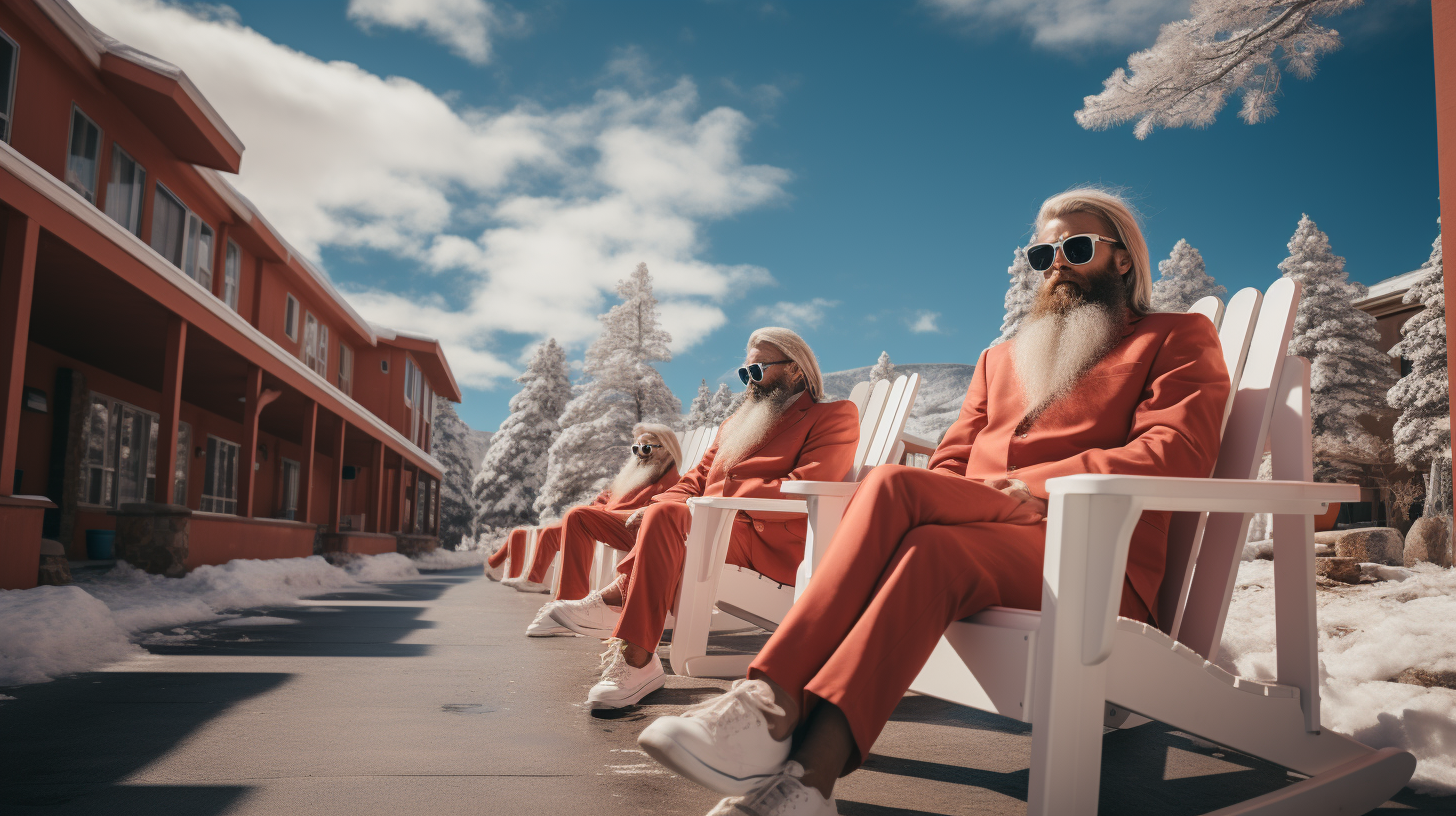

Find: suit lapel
714;391;812;477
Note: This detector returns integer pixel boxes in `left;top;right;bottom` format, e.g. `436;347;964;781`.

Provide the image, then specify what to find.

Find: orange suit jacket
929;312;1230;621
652;392;860;549
590;467;682;513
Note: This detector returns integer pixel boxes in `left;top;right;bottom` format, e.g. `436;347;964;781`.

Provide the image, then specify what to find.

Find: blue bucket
85;529;116;561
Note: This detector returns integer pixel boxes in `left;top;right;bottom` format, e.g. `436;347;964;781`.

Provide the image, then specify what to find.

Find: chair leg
668;504;735;677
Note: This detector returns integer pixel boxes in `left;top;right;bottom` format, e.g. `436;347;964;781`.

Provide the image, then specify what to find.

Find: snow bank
410;548;487;570
0;586;142;686
1220;561;1456;794
1;554;412;688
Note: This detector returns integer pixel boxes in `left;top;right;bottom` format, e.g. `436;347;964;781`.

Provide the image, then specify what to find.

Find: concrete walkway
2;564;1452;815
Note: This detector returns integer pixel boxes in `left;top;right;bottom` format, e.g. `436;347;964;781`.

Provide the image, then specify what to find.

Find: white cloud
909;311;941;333
749;298;839;331
346;0;520;65
71;0;790;390
925;0;1191;48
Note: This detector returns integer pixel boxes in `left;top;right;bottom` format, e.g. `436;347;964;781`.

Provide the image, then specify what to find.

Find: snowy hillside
464;428;493;470
822;362;977;442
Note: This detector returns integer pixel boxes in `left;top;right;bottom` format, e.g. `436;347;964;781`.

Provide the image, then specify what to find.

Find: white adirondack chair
669;373;923;678
865;279;1414;814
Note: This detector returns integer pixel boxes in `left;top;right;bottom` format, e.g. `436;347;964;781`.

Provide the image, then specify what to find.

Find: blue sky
76;0;1440;433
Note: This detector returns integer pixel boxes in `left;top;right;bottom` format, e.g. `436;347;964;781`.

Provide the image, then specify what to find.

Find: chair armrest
899;431;936;457
686;497;809;515
1046;474;1357;515
780;481;858;498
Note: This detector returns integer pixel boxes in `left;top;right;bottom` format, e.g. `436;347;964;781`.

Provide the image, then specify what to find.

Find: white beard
609;455;668;498
714;387;800;471
1010;303;1122;421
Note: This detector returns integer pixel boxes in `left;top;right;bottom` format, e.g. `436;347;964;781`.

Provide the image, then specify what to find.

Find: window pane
224;242;240;310
317;325;328;376
174;423;190;506
66;109;101;202
303;314;317;367
150;187;187;267
194;222;214;291
285;296;297;339
0;35;15;142
117;407;143;505
104;146;146;235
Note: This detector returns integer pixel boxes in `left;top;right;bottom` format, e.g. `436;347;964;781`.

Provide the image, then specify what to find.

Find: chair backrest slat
1188;294;1225;329
679;428;702;475
1170;278;1302;660
847;381;871;417
859;374;921;479
851;380;893;476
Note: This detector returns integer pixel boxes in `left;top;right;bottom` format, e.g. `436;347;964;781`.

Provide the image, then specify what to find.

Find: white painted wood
1269;357;1320;733
1188;294;1225;328
847;381;871;417
850;379;892;476
1203;748;1416;816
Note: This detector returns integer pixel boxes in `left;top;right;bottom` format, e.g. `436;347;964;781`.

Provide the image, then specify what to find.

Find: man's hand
625;508;646;532
985;477;1048;520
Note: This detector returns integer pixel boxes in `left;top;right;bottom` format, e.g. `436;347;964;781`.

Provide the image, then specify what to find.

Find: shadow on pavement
0;671;286;815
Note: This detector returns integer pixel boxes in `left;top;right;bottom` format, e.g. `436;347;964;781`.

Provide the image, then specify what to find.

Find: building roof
1355;267;1426;318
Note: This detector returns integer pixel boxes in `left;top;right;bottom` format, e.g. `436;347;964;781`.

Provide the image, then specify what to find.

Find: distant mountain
821;362;977;443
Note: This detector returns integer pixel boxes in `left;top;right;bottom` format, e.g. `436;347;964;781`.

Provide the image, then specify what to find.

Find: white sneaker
639;678;792;794
705;761;836;816
511;578;551;594
525;602;576;637
587;639;666;709
548;592;622;638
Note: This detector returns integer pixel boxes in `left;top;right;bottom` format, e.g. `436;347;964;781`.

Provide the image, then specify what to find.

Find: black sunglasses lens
737;367;751;385
1064;236;1095;265
1027;244;1054;271
749;364;765;382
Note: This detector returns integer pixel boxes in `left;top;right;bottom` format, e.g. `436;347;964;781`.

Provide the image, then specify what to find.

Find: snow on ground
1220;560;1456;794
0;552;450;688
410;548;488;570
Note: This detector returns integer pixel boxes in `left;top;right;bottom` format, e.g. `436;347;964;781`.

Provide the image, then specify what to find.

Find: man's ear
1117;250;1133;276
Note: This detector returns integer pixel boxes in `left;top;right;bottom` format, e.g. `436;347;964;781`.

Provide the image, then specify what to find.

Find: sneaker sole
549;608;617;639
587;670;666;710
512;585;552;594
525;627;577;637
637;725;774;795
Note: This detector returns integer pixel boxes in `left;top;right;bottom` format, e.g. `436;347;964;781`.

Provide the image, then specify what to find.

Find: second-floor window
104;145;146;236
316;323;329;378
150;184;215;290
0;29;17;143
65;106;102;203
223;240;240;311
338;344;353;396
284;294;298;341
404;357;420;407
303;312;319;372
184;214;215;291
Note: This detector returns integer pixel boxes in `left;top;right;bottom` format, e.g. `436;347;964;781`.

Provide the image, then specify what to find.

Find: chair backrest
847;381;872;417
1157;279;1303;662
857;373;921;480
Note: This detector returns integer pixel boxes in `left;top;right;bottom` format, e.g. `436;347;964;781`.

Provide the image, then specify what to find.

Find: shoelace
599;640;639;687
709;761;812;816
681;679;785;738
598;638;625;673
530;603;559;628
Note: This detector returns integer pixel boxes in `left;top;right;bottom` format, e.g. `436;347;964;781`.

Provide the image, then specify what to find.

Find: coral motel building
0;0;462;590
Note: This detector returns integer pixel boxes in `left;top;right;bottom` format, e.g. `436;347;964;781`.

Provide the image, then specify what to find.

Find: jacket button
1019;432;1028;439
754;521;765;532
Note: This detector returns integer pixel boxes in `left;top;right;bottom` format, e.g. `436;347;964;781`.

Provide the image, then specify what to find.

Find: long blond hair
747;327;825;402
1034;187;1152;316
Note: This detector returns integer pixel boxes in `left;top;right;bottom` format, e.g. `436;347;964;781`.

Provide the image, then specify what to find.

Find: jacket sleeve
1012;316;1230;497
589;490;610;508
928;348;991;478
651;446;713;504
739;401;860;520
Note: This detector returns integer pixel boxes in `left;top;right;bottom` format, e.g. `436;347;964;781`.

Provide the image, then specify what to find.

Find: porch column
298;400;317;522
153;316;187;504
370;441;385;533
236;367;281;517
0;213;38;497
329;417;345;533
396;460;408;535
1436;3;1456;512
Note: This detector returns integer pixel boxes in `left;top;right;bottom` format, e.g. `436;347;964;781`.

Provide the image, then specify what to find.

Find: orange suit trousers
611;501;798;653
748;465;1148;770
531;505;636;601
488;527;537;579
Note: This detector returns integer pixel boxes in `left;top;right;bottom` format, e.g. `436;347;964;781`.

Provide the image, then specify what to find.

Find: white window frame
223;240;241;311
316;323;329;379
79;394;188;509
184;213;215;292
150;182;187;268
65;104;102;204
302;312;318;370
104;144;146;236
0;28;18;143
338;344;353;396
201;434;240;515
280;457;301;521
284;294;299;341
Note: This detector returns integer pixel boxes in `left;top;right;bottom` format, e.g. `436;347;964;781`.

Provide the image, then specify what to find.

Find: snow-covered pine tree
1151;239;1226;312
992;247;1039;345
535;263;683;520
472;338;571;537
686;379;714;428
1280;214;1396;482
430;397;478;549
708;382;736;425
869;351;896;383
1387;224;1450;512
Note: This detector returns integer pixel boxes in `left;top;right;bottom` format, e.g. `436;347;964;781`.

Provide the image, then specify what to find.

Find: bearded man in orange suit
636;188;1232;816
548;327;861;711
488;425;680;598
